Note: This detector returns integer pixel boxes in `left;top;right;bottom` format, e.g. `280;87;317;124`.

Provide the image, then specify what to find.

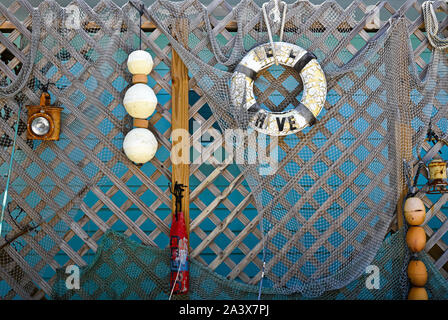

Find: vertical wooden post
171;20;190;238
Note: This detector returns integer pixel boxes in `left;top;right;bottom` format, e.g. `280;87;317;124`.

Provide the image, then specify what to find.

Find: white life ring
230;42;327;136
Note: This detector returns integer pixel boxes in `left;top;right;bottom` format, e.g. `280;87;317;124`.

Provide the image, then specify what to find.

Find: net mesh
51;227;448;300
0;0;139;299
149;0;447;296
0;0;447;299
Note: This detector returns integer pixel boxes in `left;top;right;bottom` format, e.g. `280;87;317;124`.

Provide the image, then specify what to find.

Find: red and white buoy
169;183;189;296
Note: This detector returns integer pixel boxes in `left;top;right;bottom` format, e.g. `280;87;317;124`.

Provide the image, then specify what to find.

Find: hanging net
51;227;448;300
0;0;447;299
149;0;447;297
0;1;142;299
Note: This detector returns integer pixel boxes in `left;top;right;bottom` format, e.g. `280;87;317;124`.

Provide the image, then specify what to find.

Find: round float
127;50;154;75
404;197;426;226
123;83;157;119
406;226;427;253
408;287;428;300
407;260;428;287
123;128;158;164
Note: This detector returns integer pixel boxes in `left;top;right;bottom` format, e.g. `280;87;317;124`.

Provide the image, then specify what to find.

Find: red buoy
169;183;189;295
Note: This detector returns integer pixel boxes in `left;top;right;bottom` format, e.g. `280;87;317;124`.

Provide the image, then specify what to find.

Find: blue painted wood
14;33;442;284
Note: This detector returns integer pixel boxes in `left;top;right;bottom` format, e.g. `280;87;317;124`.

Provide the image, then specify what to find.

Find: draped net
149;0;446;296
0;1;140;299
0;0;447;299
51;227;448;300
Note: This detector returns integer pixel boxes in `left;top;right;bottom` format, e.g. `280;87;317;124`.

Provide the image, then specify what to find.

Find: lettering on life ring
230;42;327;136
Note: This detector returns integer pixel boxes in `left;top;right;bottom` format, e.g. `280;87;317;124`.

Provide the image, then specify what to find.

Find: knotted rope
262;0;287;65
422;1;448;50
0;96;24;237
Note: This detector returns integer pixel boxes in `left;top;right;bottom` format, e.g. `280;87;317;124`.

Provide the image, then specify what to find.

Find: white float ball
127;50;154;75
123;128;158;164
123;83;157;119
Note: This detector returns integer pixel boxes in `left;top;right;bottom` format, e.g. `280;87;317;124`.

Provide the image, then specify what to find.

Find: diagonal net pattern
51;228;448;300
0;0;174;299
0;0;448;299
149;0;446;296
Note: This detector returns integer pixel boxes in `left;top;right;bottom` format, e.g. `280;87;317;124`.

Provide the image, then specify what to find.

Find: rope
257;247;266;300
0;7;40;98
257;1;287;298
168;261;183;300
422;1;448;50
262;0;287;65
0;99;23;238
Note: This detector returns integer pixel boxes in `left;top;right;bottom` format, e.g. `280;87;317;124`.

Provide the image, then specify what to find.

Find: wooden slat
171;18;190;237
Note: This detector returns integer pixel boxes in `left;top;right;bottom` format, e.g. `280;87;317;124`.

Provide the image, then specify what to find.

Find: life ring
230;42;327;136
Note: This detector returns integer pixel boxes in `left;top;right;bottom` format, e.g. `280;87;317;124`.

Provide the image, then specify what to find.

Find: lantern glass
31;116;50;136
429;159;447;180
427;158;448;194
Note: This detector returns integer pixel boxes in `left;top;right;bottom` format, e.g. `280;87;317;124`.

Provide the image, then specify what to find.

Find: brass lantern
427;154;448;194
26;92;63;141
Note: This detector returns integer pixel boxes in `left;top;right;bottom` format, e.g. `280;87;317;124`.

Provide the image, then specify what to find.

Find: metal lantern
427;155;448;194
26;92;63;141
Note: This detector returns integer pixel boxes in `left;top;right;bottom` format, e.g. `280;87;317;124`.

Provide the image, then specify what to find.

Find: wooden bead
406;226;427;252
407;260;428;286
404;197;426;226
408;287;428;300
133;118;149;128
132;74;148;84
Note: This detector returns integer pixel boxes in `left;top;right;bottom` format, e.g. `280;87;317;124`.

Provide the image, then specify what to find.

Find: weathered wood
0;19;431;33
171;19;190;238
190;172;245;233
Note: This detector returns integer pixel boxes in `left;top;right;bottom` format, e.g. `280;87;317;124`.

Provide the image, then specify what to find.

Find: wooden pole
171;20;190;238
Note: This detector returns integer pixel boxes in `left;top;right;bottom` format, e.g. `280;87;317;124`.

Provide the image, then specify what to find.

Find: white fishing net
0;0;140;298
149;0;446;296
0;0;447;299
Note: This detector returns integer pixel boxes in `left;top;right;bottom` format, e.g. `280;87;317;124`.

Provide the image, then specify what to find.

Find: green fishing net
51;228;448;300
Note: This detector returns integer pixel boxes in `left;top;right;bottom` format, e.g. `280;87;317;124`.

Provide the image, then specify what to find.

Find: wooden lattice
0;0;447;299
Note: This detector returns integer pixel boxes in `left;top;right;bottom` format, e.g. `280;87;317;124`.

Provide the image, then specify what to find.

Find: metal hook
169;182;186;218
39;80;55;93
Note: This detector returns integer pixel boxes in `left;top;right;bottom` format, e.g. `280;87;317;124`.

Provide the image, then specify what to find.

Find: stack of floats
122;50;158;164
404;197;429;300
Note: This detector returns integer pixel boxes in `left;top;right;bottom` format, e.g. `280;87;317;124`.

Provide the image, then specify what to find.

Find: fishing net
149;0;447;297
0;0;141;299
0;0;447;300
51;227;448;300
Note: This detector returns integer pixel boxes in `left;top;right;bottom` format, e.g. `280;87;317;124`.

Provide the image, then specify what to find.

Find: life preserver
230;42;327;136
